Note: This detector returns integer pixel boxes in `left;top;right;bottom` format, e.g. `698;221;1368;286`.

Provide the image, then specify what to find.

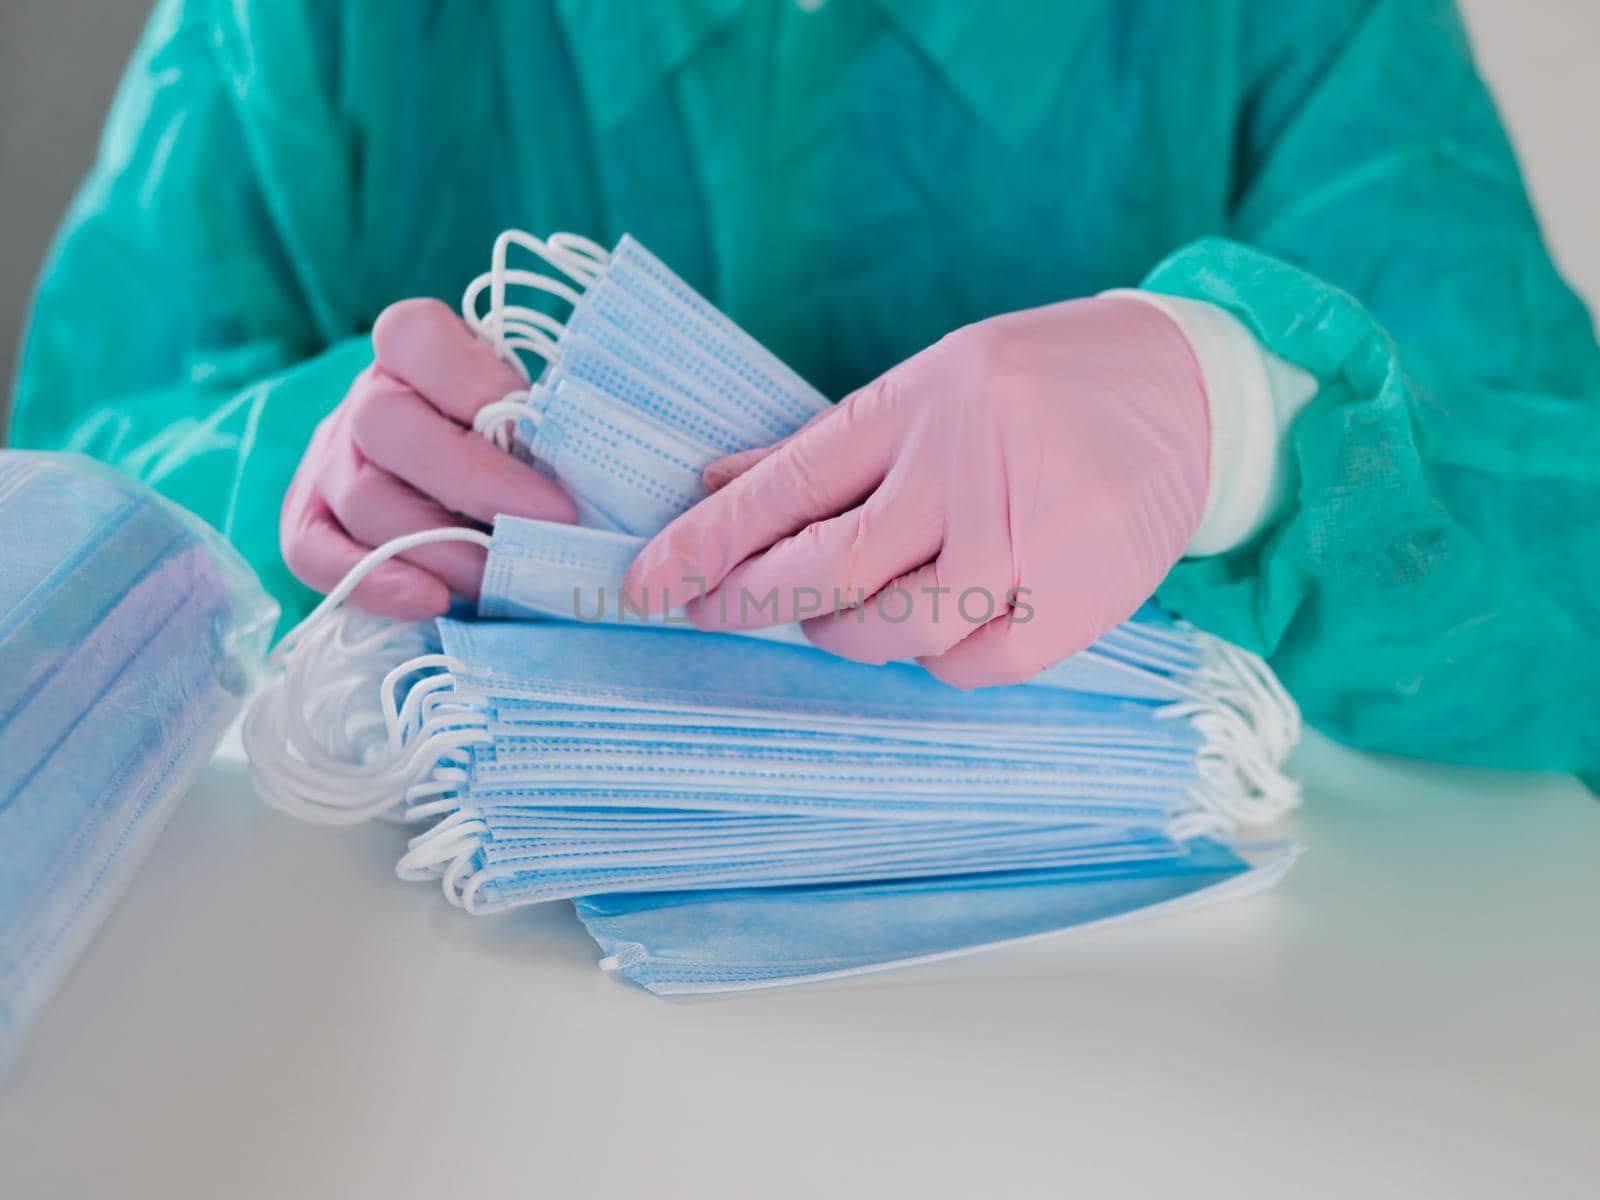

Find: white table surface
2;731;1596;1199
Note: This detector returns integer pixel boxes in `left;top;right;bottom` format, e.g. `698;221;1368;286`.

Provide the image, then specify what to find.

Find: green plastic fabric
9;0;1598;775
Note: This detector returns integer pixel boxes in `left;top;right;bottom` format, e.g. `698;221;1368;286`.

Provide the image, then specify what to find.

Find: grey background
2;0;1598;438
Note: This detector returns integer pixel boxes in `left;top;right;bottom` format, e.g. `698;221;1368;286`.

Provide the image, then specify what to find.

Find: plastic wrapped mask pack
0;452;275;1064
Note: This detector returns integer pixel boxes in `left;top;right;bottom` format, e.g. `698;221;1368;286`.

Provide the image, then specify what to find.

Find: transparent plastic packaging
0;451;277;1071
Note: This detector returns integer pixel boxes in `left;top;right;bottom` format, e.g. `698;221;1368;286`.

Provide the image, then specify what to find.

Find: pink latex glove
623;296;1210;688
281;298;577;619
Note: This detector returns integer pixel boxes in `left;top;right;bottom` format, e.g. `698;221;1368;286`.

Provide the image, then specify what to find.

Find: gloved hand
280;299;577;619
624;295;1211;687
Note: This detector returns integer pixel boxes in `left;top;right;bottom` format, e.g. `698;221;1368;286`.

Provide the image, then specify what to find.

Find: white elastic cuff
1105;289;1318;556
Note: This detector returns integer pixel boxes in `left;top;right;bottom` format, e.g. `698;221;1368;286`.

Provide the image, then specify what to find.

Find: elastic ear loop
1187;715;1298;826
1193;636;1300;764
1156;628;1301;803
243;615;433;803
253;597;468;820
462;226;611;371
468;288;571;367
546;230;609;278
272;526;493;664
1169;810;1232;843
275;616;419;769
461;272;573;364
456;861;506;913
459;228;615;447
397;811;489;884
492;228;607;293
381;654;467;743
248;698;489;819
472;386;549;453
403;775;470;823
250;528;497;822
1160;693;1298;826
1127;652;1297;829
319;618;416;752
264;728;490;824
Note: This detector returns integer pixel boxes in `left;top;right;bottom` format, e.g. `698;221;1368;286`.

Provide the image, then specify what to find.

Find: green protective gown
9;0;1599;776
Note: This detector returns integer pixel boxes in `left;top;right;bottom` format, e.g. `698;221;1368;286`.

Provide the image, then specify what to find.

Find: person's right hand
280;298;577;619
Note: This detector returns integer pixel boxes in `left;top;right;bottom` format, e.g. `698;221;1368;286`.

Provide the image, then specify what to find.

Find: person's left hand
622;295;1211;688
279;298;577;619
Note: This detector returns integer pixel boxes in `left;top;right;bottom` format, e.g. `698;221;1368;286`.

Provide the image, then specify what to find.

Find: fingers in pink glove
701;444;777;493
346;369;576;526
912;468;1172;689
799;485;1020;665
918;608;1083;690
280;416;453;620
281;295;584;621
624;390;892;611
700;405;838;492
318;425;488;600
368;301;578;525
686;485;941;630
372;298;525;423
638;297;1210;687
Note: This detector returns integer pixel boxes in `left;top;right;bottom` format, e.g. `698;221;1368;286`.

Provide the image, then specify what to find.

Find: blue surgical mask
481;379;713;537
0;452;275;1067
338;617;1292;911
543;329;761;456
462;230;831;453
478;515;653;622
441;618;1207;756
441;825;1192;912
461;231;830;537
573;839;1298;994
570;234;831;441
474;514;1277;709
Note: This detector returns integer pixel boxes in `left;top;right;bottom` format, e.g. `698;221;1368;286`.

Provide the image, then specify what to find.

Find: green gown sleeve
6;0;373;628
1146;0;1600;774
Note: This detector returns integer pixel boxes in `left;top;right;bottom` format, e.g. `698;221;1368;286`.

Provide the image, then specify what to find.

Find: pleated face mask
575;838;1299;996
0;452;275;1066
474;513;1302;737
248;613;1300;912
484;378;712;536
460;230;832;535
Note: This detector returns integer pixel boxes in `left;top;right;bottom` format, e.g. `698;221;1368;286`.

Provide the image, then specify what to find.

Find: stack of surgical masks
247;230;1301;993
1;452;276;1063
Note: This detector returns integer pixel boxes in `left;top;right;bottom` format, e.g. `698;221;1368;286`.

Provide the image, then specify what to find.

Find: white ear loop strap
460;229;612;373
272;526;494;664
472;388;549;452
462;272;578;369
247;529;495;824
458;228;613;444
